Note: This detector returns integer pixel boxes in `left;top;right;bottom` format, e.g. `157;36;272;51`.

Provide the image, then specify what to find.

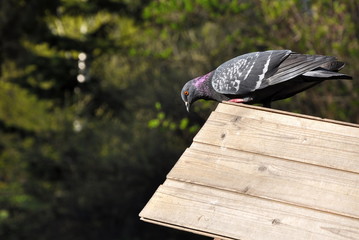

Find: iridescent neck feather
193;71;212;88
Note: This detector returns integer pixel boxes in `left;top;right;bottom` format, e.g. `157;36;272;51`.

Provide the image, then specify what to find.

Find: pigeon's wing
211;50;291;95
258;53;336;89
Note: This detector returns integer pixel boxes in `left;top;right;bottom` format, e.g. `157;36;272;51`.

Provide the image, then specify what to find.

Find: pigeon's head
181;80;200;112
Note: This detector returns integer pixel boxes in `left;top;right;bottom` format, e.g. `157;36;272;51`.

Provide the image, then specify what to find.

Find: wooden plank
220;102;359;130
167;146;359;219
205;109;359;152
193;111;359;173
217;103;359;139
140;181;359;240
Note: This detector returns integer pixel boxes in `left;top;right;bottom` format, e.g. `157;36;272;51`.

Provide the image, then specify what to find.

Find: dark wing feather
258;54;336;89
211;50;291;95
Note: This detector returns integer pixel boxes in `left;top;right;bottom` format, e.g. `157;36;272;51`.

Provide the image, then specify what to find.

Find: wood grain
220;102;359;130
168;146;359;219
140;181;359;240
194;111;359;173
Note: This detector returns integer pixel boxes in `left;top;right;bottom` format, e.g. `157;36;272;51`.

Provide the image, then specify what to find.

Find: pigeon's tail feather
302;70;352;80
320;60;345;71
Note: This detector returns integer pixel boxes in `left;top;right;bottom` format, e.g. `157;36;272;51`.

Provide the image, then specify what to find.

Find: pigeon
181;50;352;111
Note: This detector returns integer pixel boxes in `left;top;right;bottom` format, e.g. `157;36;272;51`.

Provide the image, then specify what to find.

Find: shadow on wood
140;102;359;240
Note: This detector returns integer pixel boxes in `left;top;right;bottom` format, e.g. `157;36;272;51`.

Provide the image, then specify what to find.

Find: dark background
0;0;358;239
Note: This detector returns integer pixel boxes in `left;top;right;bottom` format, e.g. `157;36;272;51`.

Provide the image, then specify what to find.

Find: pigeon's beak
185;101;190;112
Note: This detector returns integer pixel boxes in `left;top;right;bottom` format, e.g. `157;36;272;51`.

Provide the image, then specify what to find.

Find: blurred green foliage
0;0;358;239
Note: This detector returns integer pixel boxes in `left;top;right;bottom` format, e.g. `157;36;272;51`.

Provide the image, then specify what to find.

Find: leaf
148;119;160;128
179;118;189;130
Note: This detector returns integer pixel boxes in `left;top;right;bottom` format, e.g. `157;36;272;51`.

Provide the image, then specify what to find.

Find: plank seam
140;217;237;240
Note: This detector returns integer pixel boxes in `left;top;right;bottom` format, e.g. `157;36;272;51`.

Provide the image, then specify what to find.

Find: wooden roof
140;102;359;240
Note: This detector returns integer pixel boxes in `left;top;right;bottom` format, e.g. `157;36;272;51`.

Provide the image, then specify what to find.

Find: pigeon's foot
226;97;253;104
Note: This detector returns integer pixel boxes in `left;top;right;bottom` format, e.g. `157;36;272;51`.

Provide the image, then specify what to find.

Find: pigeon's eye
184;91;189;96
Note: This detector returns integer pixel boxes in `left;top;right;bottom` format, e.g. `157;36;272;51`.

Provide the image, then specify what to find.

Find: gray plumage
181;50;352;111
